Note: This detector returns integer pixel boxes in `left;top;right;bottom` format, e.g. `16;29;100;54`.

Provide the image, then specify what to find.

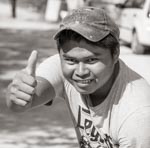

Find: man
6;7;150;148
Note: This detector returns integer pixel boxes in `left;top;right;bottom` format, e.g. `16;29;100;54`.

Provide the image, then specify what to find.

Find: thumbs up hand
7;50;38;108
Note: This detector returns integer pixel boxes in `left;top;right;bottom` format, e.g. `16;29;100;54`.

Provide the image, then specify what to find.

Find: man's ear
113;46;120;64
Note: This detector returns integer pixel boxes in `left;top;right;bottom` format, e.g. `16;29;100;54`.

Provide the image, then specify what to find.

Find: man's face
59;39;118;95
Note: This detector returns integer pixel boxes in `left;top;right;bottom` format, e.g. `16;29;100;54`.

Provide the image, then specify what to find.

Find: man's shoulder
37;54;61;69
43;53;60;63
127;77;150;98
119;59;150;97
116;61;150;115
118;77;150;119
36;53;62;79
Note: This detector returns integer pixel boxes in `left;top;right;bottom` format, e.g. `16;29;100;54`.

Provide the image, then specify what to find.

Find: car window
124;0;145;8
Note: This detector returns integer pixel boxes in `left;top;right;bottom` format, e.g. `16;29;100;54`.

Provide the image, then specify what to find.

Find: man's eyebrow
93;52;102;56
62;54;73;58
62;53;77;59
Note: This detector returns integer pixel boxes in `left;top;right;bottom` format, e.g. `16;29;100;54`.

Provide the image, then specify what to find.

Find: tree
10;0;17;18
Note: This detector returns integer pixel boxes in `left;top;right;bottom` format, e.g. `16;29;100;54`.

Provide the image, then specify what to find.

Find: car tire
131;32;145;54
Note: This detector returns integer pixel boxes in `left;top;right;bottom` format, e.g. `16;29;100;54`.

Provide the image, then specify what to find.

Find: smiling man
6;7;150;148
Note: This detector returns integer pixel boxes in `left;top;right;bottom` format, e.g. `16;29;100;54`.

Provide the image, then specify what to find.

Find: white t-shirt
36;54;150;148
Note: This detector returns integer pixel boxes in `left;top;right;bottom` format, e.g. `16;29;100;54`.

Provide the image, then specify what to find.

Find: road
120;45;150;84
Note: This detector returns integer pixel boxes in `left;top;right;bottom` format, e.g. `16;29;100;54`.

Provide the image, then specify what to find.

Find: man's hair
56;30;119;56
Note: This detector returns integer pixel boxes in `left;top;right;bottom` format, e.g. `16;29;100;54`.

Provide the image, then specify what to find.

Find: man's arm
31;76;55;107
6;51;55;112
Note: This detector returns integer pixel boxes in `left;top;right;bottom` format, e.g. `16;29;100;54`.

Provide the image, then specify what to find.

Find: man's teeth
77;80;92;84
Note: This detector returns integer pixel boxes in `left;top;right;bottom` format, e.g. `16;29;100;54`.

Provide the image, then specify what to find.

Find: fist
7;50;38;107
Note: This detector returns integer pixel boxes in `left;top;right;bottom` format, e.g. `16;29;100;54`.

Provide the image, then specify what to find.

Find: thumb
25;50;38;76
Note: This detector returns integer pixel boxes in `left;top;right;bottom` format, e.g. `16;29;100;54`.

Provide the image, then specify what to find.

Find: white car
116;0;150;54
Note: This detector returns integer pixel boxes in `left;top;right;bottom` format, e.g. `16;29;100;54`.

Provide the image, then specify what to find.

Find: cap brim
53;23;110;42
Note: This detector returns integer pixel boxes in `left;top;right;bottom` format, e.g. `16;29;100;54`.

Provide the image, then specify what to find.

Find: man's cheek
62;66;72;79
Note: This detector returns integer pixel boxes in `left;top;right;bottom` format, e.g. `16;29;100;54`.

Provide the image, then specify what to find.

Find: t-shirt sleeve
36;54;64;98
118;106;150;148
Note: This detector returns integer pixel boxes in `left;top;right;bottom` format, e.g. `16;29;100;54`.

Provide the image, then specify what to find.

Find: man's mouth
74;79;93;84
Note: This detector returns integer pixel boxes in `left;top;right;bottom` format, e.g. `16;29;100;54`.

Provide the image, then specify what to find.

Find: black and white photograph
1;0;150;147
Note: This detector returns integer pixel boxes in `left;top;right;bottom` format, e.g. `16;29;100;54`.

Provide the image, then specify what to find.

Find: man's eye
86;58;98;64
65;58;77;64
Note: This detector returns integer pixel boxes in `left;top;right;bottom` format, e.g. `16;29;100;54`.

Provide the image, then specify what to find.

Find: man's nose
75;62;89;78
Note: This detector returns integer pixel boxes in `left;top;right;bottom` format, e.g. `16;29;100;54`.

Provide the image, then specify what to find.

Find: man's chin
74;86;94;95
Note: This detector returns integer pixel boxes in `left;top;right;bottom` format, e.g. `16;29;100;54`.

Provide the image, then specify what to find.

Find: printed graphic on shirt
77;105;115;148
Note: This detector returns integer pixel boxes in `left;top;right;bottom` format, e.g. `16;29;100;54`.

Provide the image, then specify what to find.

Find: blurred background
0;0;150;148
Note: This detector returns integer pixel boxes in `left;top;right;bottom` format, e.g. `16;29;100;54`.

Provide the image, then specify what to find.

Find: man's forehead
60;41;106;58
60;50;101;62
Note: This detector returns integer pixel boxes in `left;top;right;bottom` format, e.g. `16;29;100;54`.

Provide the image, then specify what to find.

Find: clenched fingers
15;71;37;87
13;80;35;95
10;95;29;106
